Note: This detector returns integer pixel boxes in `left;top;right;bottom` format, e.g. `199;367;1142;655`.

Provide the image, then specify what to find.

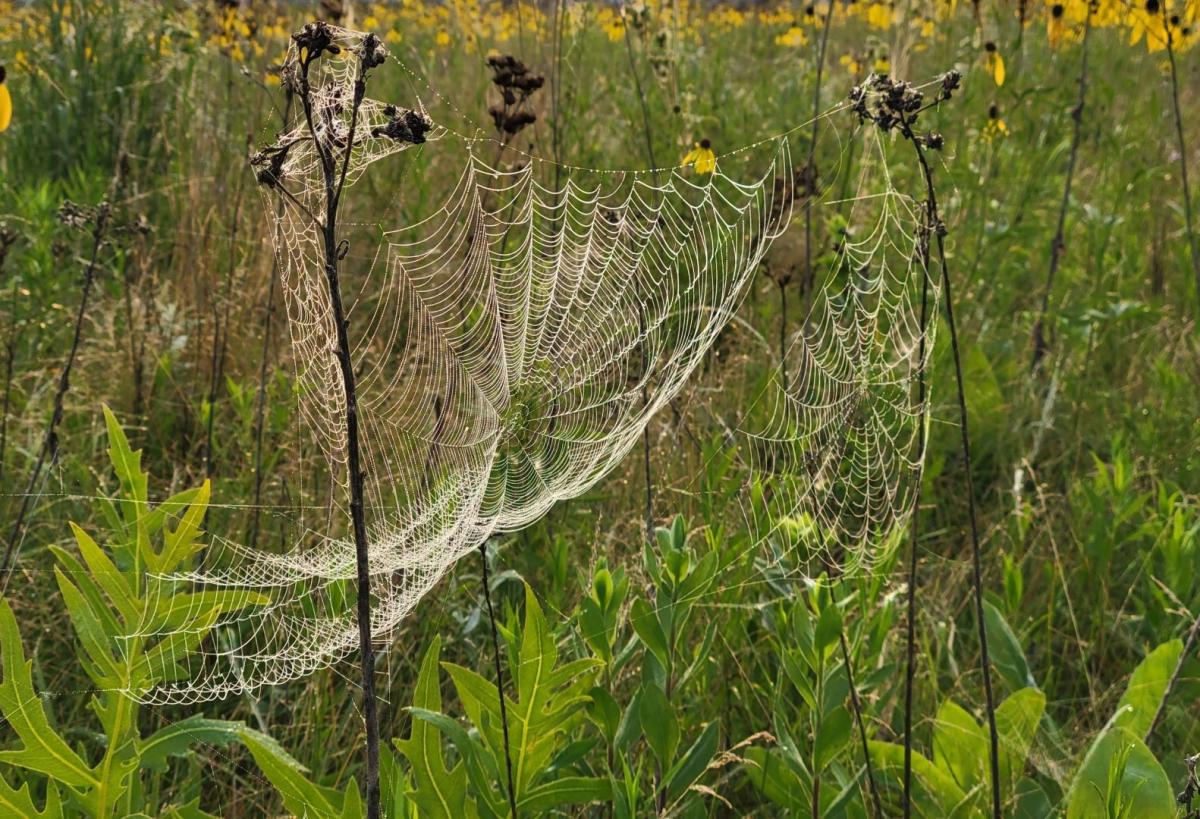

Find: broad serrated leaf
0;599;97;789
394;636;469;819
241;728;343;818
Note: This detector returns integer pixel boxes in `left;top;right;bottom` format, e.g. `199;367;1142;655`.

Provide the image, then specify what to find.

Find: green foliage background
0;0;1197;816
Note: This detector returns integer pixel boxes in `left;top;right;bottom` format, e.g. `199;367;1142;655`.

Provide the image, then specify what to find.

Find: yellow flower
435;30;451;46
866;2;893;29
775;25;807;47
0;66;11;133
1047;2;1065;48
839;53;861;74
874;54;891;73
983;103;1009;140
681;139;716;174
984;41;1006;85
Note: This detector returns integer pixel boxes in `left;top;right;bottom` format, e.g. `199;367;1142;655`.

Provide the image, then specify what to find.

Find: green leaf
1112;640;1182;739
0;773;60;819
743;747;809;813
664;720;719;802
813;706;852;773
932;699;987;793
630;598;669;669
394;636;468;819
104;404;148;511
66;523;137;623
408;709;499;818
1065;726;1175;819
445;585;598;809
814;603;842;655
139;716;256;773
517;776;611;811
983;601;1036;690
0;599;98;789
639;683;679;767
995;688;1045;789
241;728;343;818
869;740;970;818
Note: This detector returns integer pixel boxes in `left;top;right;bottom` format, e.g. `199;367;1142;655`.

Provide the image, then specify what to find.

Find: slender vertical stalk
1159;3;1200;316
622;23;658;544
2;202;111;581
1032;3;1092;370
622;19;658;172
802;0;836;302
292;33;381;817
0;230;18;485
827;578;883;818
249;94;294;550
904;119;1002;819
479;545;519;818
903;268;930;819
778;277;789;393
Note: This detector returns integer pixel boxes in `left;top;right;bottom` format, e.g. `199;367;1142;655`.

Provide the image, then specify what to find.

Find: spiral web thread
123;26;795;704
741;126;940;580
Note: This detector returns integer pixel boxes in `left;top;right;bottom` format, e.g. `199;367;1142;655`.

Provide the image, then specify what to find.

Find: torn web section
741;129;940;580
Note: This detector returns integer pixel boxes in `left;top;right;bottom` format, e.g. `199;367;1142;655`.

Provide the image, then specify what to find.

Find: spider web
740;126;939;580
125;26;796;704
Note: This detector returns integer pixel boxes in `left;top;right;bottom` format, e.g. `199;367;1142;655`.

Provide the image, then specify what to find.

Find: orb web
124;26;795;704
741;127;940;578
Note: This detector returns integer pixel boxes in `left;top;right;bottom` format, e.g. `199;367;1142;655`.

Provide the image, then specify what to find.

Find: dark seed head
699;138;711;149
1051;3;1064;17
984;41;997;52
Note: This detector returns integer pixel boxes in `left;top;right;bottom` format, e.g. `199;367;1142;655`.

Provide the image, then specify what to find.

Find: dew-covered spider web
739;126;939;581
125;26;799;704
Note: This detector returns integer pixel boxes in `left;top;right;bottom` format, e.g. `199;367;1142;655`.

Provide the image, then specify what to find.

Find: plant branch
1032;3;1092;370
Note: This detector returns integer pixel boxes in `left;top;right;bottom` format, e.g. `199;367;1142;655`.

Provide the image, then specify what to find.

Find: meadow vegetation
0;0;1198;816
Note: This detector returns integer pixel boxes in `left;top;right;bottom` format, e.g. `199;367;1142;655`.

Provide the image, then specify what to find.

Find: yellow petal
0;83;11;133
992;52;1006;86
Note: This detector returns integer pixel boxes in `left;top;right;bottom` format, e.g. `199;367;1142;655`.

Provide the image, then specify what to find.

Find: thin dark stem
296;43;380;819
904;120;1002;819
1032;4;1091;370
248;248;279;551
801;0;835;303
831;587;883;818
479;545;519;818
249;93;294;551
622;21;658;172
204;164;247;481
622;30;658;545
2;204;110;580
0;336;11;484
1159;5;1200;316
779;277;789;393
0;250;17;485
903;248;931;819
640;309;654;544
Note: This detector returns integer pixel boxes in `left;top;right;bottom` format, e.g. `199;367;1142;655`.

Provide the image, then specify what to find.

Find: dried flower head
372;106;432;144
486;54;544;138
